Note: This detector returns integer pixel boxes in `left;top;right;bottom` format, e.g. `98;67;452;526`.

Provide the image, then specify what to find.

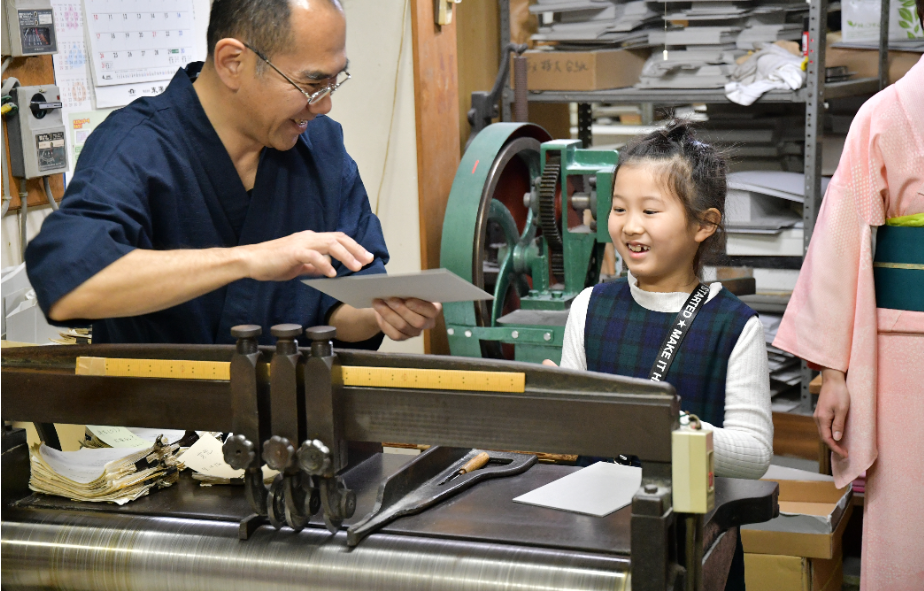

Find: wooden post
411;0;461;355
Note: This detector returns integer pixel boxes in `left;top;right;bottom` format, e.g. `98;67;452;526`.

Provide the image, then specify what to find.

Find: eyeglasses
243;42;350;105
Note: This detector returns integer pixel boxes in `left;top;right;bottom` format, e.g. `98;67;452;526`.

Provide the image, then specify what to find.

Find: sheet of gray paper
513;462;643;517
302;269;493;309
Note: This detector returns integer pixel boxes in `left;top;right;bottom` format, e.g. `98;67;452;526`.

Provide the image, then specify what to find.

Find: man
26;0;439;346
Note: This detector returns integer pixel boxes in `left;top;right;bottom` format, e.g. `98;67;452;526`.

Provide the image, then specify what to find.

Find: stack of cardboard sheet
637;0;806;88
29;437;182;505
695;105;806;171
531;0;661;46
724;171;830;257
758;313;802;398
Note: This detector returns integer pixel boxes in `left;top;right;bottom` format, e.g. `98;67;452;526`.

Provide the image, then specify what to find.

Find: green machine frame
441;123;618;364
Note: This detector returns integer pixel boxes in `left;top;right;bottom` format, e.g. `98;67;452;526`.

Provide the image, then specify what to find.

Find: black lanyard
649;283;711;382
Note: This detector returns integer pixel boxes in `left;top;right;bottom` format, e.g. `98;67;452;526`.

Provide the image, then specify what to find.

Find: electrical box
6;84;67;179
672;426;716;514
2;0;58;57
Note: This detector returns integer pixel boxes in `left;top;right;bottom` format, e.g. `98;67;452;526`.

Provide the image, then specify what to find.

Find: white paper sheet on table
513;462;642;517
302;269;493;309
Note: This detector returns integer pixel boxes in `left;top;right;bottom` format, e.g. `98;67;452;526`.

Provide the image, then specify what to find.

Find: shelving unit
496;0;889;413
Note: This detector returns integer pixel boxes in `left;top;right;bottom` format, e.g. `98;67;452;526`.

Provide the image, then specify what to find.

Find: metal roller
1;509;630;591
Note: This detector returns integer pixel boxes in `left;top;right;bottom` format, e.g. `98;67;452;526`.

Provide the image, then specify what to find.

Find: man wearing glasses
26;0;440;347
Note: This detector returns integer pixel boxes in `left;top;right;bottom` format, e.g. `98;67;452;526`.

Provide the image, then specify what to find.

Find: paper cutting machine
1;325;778;591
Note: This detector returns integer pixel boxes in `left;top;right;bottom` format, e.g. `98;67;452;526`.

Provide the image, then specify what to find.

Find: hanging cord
42;176;58;210
1;57;10;75
373;0;409;217
662;1;669;60
1;112;9;217
19;184;29;259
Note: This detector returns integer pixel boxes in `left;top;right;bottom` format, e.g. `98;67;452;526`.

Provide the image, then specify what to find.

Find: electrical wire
42;176;58;210
19;184;29;259
372;0;409;217
1;110;9;217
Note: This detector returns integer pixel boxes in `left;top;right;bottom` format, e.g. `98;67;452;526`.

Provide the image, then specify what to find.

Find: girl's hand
815;368;850;458
542;359;558;367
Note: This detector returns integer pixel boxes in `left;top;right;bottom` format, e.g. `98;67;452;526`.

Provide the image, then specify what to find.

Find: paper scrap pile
51;328;92;345
182;433;278;486
29;438;182;505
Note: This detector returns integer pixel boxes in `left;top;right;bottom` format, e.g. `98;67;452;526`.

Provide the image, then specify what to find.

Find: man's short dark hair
207;0;294;62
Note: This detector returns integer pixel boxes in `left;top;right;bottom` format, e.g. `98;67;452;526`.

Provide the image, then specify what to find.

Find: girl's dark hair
617;119;727;277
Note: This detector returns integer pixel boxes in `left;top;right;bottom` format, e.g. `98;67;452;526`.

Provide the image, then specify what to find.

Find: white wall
1;205;52;269
331;0;422;354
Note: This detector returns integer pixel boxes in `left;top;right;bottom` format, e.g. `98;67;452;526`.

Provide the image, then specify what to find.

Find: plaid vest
584;279;755;427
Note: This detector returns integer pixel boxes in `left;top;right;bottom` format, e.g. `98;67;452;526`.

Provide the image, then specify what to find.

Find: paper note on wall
68;109;113;168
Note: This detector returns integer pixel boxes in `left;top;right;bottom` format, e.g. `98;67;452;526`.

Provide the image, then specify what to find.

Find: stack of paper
636;0;807;88
531;0;661;46
759;313;802;397
50;328;92;345
725;172;830;257
29;438;182;505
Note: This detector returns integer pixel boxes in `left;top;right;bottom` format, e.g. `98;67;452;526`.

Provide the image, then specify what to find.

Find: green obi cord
874;214;924;312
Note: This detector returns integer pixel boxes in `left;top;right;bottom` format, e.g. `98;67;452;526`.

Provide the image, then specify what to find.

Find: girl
555;119;774;481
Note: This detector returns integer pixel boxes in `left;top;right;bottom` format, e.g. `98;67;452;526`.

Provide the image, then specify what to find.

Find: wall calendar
83;0;195;87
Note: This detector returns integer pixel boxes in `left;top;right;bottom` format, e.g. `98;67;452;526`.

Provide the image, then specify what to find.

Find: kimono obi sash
874;220;924;312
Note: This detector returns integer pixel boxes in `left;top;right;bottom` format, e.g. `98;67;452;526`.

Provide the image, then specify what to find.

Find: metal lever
223;325;269;517
297;325;355;533
264;324;319;531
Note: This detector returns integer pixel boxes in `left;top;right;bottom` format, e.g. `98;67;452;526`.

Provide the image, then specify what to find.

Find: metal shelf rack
496;0;889;413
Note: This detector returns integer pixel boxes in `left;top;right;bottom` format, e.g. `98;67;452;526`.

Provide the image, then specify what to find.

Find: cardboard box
741;465;853;559
744;553;843;591
518;48;650;91
825;48;920;84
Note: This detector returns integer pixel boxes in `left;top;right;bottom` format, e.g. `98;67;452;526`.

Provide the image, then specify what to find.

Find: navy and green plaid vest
584;279;756;427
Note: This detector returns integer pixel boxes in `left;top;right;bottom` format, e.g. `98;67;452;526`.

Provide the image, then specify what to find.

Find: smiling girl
556;120;773;481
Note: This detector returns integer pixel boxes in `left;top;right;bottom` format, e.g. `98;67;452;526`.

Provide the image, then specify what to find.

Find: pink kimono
774;55;924;590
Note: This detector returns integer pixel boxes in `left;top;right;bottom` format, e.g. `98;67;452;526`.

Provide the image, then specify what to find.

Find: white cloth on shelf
724;43;805;106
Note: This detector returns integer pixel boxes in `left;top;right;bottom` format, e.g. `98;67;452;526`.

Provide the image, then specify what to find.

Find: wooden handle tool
439;452;490;485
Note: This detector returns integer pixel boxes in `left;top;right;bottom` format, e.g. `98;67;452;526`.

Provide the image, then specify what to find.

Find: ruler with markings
75;357;525;393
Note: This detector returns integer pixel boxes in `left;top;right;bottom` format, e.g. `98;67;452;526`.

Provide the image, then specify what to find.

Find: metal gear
537;155;564;279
